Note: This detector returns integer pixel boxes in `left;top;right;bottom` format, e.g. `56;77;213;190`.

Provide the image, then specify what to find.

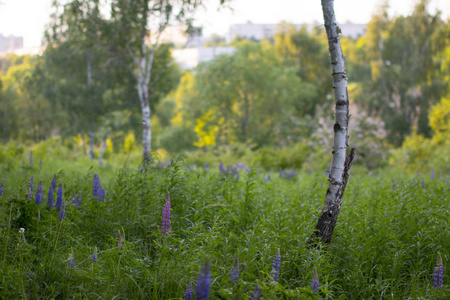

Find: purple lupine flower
47;186;54;208
68;251;75;268
0;180;4;196
308;169;312;175
196;259;211;300
320;183;323;188
219;162;224;174
58;202;65;221
230;254;239;283
77;193;82;207
286;172;291;180
421;179;425;189
91;247;98;262
51;174;57;191
28;176;34;199
311;269;319;293
263;176;268;184
433;252;444;290
117;231;124;247
249;282;261;300
29;151;33;166
184;282;193;300
232;168;239;177
92;174;100;197
55;183;63;211
431;169;435;180
279;168;282;178
204;163;208;169
271;248;281;283
35;181;43;205
236;174;240;181
98;187;106;202
161;193;171;236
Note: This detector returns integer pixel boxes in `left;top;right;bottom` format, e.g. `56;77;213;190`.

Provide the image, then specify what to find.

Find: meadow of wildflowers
0;155;448;299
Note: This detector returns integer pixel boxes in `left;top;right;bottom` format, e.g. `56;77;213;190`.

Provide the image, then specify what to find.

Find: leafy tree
358;0;446;145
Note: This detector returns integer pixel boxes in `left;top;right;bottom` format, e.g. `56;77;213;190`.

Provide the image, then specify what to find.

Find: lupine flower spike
271;248;281;283
55;183;63;211
28;176;34;199
72;189;76;205
184;282;193;300
230;253;239;283
47;186;54;208
161;193;171;236
311;268;320;293
58;202;66;221
196;259;211;300
422;179;425;189
249;282;262;300
91;247;98;262
77;192;82;207
51;174;57;190
219;161;224;174
68;251;75;268
433;252;444;290
35;181;43;205
92;174;100;197
117;231;124;247
98;187;106;202
0;180;3;196
431;168;435;180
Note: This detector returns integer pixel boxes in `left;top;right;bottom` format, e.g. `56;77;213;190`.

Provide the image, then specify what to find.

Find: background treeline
0;0;449;172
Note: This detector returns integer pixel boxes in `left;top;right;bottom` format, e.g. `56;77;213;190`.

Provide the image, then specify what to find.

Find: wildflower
219;162;224;174
196;259;211;300
279;168;283;178
236;174;240;181
19;228;25;233
0;180;4;196
184;282;192;300
308;169;312;175
431;168;435;180
204;163;208;169
47;186;54;208
271;248;281;283
91;247;98;263
77;192;82;207
263;176;268;184
161;193;171;236
433;252;444;290
311;268;319;293
117;231;124;247
268;175;271;181
68;251;75;268
51;174;57;190
92;174;100;197
29;151;33;166
28;176;34;199
422;179;425;189
58;202;66;221
55;183;63;211
232;168;239;177
249;282;261;300
230;253;239;283
98;187;106;202
35;181;43;205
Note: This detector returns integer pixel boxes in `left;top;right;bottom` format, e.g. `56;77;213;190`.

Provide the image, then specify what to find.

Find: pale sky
0;0;448;48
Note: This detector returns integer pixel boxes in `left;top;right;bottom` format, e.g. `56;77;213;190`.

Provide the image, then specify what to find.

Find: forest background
0;0;449;175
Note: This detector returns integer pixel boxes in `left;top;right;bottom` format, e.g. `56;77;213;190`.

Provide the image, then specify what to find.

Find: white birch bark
309;0;355;245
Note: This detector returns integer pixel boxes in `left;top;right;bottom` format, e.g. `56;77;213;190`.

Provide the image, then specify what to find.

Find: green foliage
0;155;449;299
258;143;310;170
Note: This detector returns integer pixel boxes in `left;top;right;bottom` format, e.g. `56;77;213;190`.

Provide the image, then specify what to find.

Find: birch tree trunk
308;0;355;246
88;128;95;159
133;50;154;162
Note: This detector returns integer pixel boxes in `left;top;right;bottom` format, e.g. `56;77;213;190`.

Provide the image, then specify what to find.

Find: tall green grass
0;155;448;299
